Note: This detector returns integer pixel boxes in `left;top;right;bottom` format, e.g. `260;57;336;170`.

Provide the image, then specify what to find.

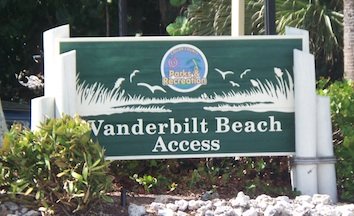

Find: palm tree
344;0;354;80
167;0;343;78
249;0;343;79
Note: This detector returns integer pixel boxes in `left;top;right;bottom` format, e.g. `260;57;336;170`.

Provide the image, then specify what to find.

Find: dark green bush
111;156;295;198
317;79;354;202
0;115;113;214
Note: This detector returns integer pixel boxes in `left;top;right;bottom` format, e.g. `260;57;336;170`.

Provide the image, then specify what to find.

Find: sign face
60;36;302;159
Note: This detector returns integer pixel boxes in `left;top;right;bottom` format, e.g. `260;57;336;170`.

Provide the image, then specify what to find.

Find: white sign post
34;24;337;202
231;0;245;36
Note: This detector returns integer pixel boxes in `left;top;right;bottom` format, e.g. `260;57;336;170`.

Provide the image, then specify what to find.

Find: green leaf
101;195;114;203
24;187;34;195
44;154;51;172
71;171;83;181
82;163;88;181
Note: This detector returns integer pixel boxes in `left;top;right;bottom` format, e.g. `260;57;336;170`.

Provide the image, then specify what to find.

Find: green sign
60;36;302;159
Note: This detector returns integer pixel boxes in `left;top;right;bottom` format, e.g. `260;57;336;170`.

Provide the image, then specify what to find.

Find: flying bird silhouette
240;69;251;79
229;81;240;87
114;78;125;89
137;82;166;93
215;68;234;80
129;69;140;83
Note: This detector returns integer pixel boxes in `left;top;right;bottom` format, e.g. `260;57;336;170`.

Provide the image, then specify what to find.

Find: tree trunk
0;99;8;147
344;0;354;80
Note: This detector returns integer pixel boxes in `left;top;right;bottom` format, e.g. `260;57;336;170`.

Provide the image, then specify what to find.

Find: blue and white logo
161;44;208;93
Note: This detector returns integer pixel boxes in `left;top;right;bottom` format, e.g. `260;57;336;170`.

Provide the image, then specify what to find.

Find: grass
76;68;294;116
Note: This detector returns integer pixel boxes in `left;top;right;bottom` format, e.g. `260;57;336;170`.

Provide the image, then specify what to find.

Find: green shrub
112;157;295;198
317;79;354;202
0;115;113;214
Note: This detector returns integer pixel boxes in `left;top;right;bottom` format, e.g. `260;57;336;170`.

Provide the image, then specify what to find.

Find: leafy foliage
0;0;174;103
0;115;113;214
248;0;343;79
167;0;232;36
112;157;296;198
166;16;192;36
170;0;187;7
317;79;354;202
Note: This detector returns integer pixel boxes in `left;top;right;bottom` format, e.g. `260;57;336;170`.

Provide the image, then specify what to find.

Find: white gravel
1;192;354;215
129;192;354;216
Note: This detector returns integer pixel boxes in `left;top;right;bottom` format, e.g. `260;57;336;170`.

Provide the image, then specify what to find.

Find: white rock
205;209;215;216
23;210;40;216
214;205;238;216
128;203;146;216
196;205;208;215
188;200;201;210
313;204;335;216
158;208;175;216
213;199;227;207
176;210;189;216
295;195;312;205
274;200;292;215
166;203;178;212
204;200;213;209
293;202;314;216
242;207;258;216
248;199;258;208
195;212;204;216
335;204;354;216
264;205;279;216
276;195;291;203
255;194;275;210
234;207;244;215
175;199;189;212
150;202;166;211
155;195;170;203
312;194;332;205
230;191;250;208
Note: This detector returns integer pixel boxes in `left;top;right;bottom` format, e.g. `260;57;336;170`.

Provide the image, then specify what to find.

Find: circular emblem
161;44;208;93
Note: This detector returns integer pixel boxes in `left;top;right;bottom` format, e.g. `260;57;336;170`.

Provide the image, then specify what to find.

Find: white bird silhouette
137;82;166;93
240;69;251;79
229;81;240;87
114;78;125;89
129;69;140;83
250;79;259;88
274;67;284;77
215;68;234;80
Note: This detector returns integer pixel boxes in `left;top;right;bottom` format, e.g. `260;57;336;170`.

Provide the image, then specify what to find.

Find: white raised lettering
231;121;243;132
190;140;201;151
269;116;282;132
152;136;168;152
215;117;229;133
257;121;268;132
103;124;115;136
201;140;211;151
169;118;182;134
211;140;220;151
244;121;256;133
88;120;104;136
146;123;157;135
131;119;144;135
167;140;179;152
179;140;189;151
